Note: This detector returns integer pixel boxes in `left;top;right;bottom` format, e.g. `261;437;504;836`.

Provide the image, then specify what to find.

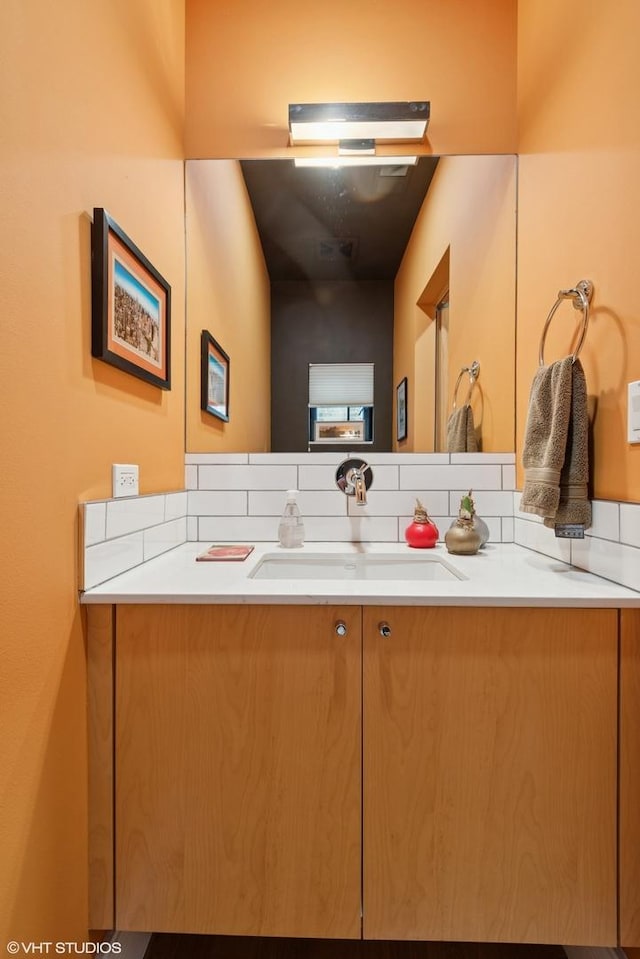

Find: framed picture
91;208;171;389
396;377;408;442
313;420;365;443
201;330;230;421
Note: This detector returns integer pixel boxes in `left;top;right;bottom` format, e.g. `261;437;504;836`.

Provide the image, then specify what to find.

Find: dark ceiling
240;157;439;282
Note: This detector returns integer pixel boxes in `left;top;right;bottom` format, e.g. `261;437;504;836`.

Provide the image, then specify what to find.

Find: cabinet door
363;606;617;945
621;608;640;948
116;604;361;938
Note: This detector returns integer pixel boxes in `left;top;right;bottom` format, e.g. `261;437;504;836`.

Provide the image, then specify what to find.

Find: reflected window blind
309;363;374;406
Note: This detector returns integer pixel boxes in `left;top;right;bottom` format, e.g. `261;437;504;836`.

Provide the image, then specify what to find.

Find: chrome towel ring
538;279;593;366
452;360;480;409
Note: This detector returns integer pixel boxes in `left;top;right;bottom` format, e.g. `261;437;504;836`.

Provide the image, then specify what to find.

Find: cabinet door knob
378;622;392;638
335;621;348;636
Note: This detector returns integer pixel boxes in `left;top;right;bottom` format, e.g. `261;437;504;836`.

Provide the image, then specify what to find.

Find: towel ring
452;360;480;409
538;279;593;366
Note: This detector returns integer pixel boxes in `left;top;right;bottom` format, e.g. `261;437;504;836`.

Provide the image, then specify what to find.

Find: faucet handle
335;457;374;503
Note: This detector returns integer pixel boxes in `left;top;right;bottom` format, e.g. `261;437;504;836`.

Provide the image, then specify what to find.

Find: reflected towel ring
538;279;593;366
452;360;480;409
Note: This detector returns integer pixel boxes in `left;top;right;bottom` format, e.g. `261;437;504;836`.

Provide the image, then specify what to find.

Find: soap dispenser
278;489;305;549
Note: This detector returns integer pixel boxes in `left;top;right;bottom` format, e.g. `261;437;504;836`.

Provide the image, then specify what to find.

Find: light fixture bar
294;156;418;169
289;101;430;144
338;138;375;156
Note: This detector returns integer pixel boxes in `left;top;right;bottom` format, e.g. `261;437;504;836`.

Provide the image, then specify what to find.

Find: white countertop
80;541;640;607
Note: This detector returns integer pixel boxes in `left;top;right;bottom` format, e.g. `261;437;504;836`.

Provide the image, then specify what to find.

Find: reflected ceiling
240;157;439;282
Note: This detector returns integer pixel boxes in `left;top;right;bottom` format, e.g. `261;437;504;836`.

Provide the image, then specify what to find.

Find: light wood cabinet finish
87;605;114;930
621;608;640;948
115;604;361;937
362;607;618;946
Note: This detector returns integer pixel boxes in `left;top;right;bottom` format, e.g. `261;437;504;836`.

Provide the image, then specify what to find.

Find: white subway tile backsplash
363;453;450;465
502;465;516;491
305;515;398;542
83;502;106;546
185;465;198;490
249;452;338;464
620;503;640;549
198;516;279;542
77;454;637;594
84;533;144;590
348;489;449;518
572;536;640;593
501;516;514;542
185;453;249;464
165;491;188;521
449;490;514;516
400;465;502;491
298;463;400;491
450;453;516;465
106;495;166;539
144;518;187;561
199;465;297;490
298;464;344;490
188;490;247;515
513;518;572;564
587;500;620;542
249;490;346;516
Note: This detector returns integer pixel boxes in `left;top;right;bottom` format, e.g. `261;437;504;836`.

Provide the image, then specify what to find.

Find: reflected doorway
434;295;449;452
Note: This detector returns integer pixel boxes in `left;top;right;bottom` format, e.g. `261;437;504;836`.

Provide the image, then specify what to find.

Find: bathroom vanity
83;543;640;948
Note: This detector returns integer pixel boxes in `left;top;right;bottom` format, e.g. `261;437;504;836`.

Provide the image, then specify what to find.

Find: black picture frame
201;330;230;422
91;208;171;389
396;376;408;442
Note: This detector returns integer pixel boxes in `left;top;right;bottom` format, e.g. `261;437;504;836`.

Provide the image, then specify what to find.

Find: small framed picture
314;420;365;443
91;208;171;389
201;330;230;421
396;377;408;442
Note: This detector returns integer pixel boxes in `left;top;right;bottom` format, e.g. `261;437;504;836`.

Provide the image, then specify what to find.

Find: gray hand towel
543;359;591;529
520;356;591;529
446;405;478;453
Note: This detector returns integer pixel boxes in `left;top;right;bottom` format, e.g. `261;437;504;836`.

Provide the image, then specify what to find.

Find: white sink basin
249;552;465;582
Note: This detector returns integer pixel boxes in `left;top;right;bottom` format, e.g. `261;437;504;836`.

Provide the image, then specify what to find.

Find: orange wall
517;0;640;501
186;161;271;451
0;0;185;942
185;0;517;159
395;156;517;451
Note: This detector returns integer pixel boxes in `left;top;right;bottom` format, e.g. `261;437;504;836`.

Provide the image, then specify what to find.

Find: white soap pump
278;489;305;548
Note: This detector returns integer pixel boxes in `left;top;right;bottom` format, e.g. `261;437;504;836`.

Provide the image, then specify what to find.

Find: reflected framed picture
396;376;408;442
200;330;230;421
314;420;365;443
91;208;171;389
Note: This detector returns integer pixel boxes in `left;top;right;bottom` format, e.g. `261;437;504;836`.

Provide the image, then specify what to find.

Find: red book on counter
196;544;255;562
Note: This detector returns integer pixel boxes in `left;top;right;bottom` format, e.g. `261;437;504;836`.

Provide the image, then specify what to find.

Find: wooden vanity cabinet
363;606;618;946
621;608;640;948
114;604;362;937
91;602;622;944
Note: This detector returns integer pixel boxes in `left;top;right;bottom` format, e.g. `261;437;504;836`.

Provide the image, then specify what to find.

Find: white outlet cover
628;381;640;444
112;463;140;498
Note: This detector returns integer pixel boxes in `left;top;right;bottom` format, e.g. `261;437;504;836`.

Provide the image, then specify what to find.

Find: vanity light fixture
294;155;418;169
288;101;430;145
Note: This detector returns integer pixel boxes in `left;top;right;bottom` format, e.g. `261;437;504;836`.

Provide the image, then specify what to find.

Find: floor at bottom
143;935;568;959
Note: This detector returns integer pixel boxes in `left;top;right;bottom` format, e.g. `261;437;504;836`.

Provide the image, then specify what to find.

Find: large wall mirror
185;155;517;454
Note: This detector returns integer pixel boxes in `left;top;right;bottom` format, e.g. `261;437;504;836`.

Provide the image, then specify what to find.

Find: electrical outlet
112;464;139;498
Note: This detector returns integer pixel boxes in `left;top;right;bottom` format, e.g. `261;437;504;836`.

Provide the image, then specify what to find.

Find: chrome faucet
335;458;373;506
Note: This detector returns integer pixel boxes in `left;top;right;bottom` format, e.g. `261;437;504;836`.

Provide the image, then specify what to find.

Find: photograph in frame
397;376;408;442
201;330;230;422
91;208;171;390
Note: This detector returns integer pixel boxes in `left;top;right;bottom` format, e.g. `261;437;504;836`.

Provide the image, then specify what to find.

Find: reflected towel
520;357;591;529
446;404;478;453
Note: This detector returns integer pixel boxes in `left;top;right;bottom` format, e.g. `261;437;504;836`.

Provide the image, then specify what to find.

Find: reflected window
309;364;374;444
